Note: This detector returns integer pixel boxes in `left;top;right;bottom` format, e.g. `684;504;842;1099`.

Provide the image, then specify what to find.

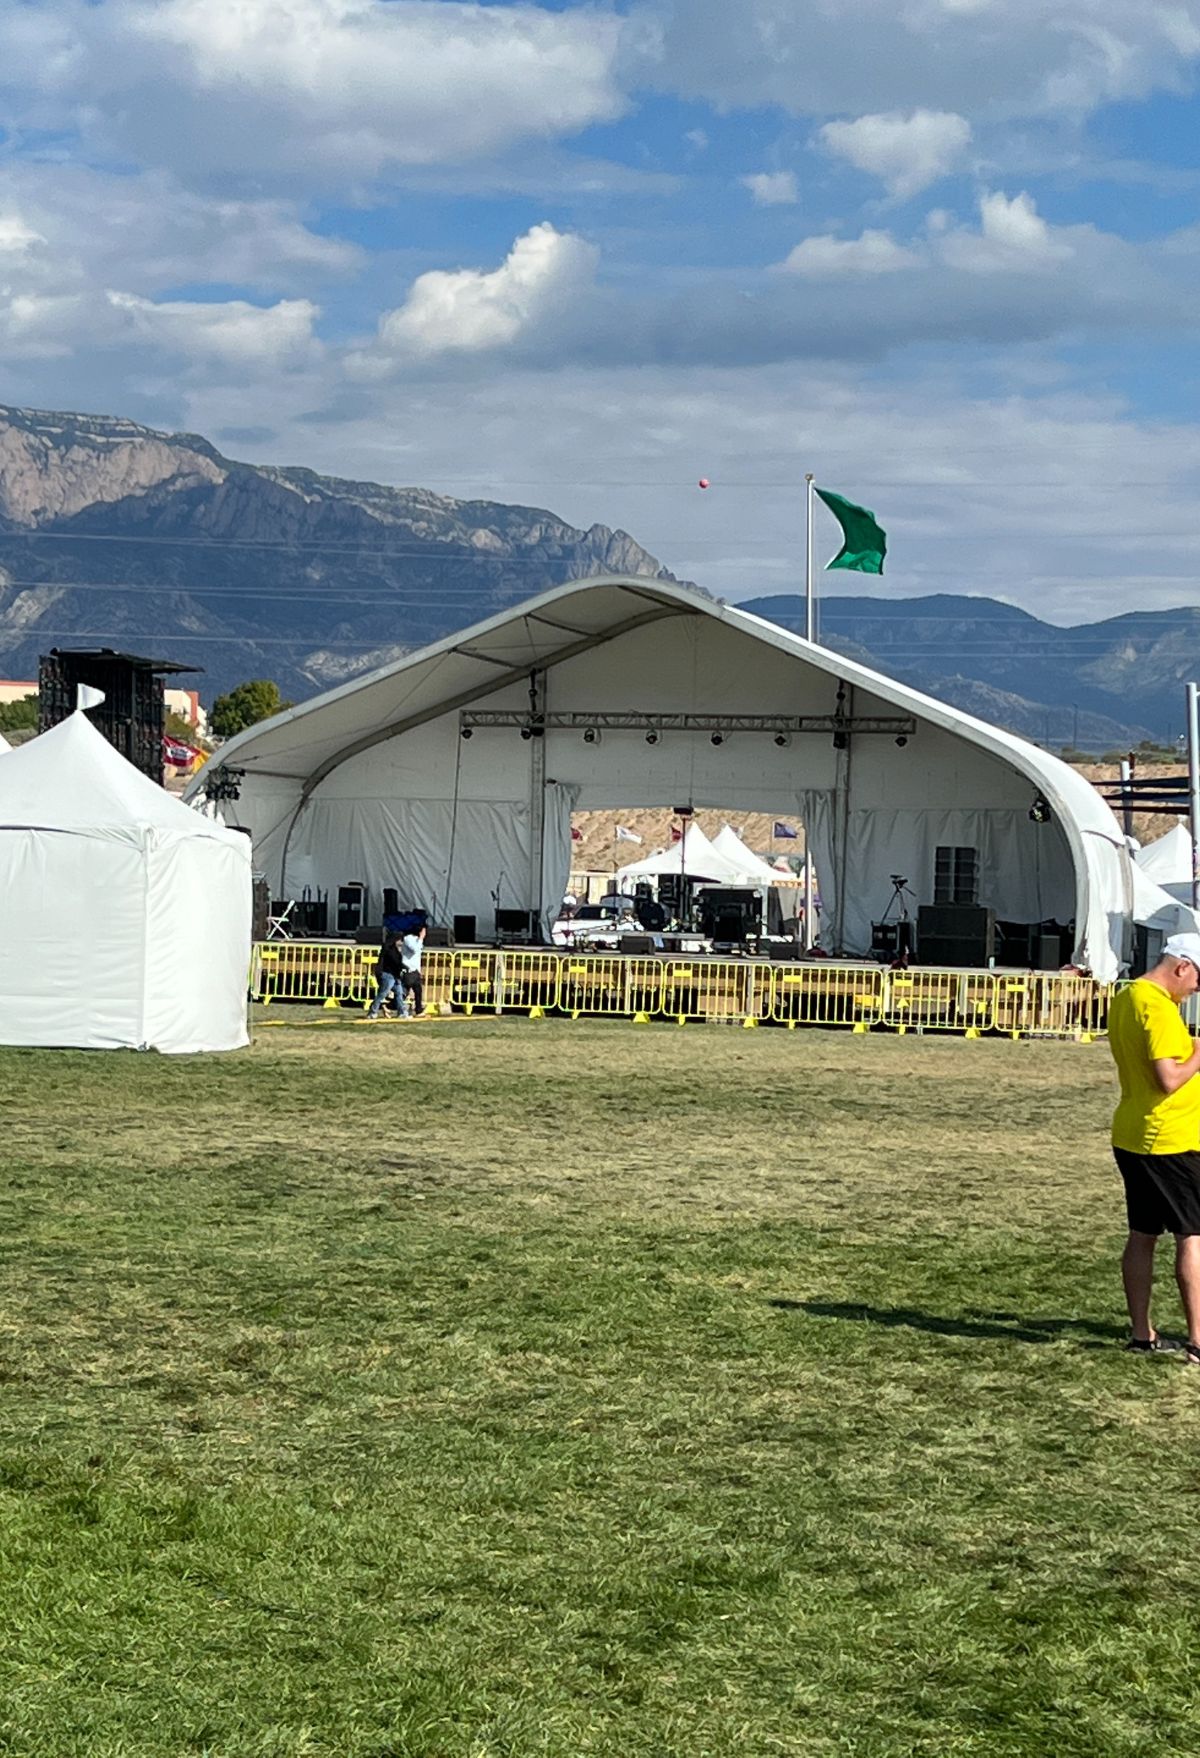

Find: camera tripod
874;874;918;962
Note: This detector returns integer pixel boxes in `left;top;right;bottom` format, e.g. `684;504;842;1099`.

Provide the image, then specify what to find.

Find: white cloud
0;165;360;295
106;292;321;366
370;223;598;358
779;230;918;276
0;0;627;187
742;171;798;206
938;191;1074;271
635;1;1200;123
0;215;46;255
819;110;971;196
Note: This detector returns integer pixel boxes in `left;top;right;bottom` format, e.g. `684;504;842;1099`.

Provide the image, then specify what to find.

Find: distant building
165;688;208;736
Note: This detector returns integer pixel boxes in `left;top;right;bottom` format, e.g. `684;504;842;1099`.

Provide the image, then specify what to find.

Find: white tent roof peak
618;822;764;883
1135;822;1191;884
0;711;235;840
711;823;782;883
0;731;10;754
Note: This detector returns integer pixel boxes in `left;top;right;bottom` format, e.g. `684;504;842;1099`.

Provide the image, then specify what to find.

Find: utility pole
1187;683;1200;909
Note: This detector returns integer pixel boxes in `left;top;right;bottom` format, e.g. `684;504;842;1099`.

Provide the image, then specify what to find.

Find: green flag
815;487;886;575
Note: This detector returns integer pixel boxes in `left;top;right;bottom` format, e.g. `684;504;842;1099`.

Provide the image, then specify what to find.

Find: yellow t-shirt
1109;979;1200;1153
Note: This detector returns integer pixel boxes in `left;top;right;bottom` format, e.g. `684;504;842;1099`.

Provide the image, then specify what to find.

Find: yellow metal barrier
992;972;1113;1039
771;962;885;1028
258;941;368;1005
421;948;454;1012
882;970;996;1034
498;949;562;1014
248;941;1116;1039
661;958;767;1023
451;949;500;1013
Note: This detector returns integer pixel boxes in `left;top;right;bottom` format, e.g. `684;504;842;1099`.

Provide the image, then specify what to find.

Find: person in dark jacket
367;931;406;1019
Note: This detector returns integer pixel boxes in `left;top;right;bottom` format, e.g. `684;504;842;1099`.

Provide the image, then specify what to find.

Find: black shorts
1113;1147;1200;1237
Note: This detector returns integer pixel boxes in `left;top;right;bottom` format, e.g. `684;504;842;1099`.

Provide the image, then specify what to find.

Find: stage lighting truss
202;766;246;803
458;711;916;738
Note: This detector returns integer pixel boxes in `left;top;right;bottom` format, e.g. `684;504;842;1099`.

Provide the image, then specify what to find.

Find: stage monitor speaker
1031;932;1061;972
453;914;477;944
917;903;995;967
495;908;537;940
871;921;913;960
252;877;270;942
424;923;453;948
337;882;366;933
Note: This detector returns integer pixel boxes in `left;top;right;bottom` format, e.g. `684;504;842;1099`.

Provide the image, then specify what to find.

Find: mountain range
0;402;1192;749
0;404;671;702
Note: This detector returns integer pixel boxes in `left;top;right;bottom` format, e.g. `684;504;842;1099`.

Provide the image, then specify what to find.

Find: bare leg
1122;1231;1159;1341
1174;1235;1200;1347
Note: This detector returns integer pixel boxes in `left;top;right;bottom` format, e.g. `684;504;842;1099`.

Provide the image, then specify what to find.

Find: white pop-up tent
617;822;752;884
188;575;1166;981
1135;823;1192;903
711;823;792;884
0;712;252;1052
0;732;10;754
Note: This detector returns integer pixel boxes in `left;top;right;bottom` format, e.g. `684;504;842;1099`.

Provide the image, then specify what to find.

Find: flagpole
803;472;817;949
805;472;815;643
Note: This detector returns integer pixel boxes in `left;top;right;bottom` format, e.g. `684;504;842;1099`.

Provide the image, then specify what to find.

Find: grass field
2;1016;1199;1758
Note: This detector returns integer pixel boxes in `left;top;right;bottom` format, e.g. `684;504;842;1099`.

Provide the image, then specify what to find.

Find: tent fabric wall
191;576;1141;982
0;714;252;1053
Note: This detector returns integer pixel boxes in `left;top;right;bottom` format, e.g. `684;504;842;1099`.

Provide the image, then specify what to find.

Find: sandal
1184;1343;1200;1366
1125;1336;1183;1354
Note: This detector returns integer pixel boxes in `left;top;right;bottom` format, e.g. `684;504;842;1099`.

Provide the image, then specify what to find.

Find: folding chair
266;899;296;940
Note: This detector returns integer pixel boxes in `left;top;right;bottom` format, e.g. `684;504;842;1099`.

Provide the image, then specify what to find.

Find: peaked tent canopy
711;823;790;884
1135;823;1191;883
617;823;754;884
0;713;252;1052
189;575;1148;981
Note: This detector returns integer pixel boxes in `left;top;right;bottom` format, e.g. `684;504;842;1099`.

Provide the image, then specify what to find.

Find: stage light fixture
460;726;473;740
582;726;600;745
1029;792;1051;824
710;732;724;747
773;731;790;747
520;727;533;741
894;735;908;748
645;729;659;745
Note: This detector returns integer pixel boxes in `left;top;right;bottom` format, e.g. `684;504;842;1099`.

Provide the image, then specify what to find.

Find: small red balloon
698;477;710;489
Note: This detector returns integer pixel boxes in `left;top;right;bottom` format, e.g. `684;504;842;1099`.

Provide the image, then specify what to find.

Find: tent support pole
832;682;854;955
1187;682;1200;911
529;670;546;934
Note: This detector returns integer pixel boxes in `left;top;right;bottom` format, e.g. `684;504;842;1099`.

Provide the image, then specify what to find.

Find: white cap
1162;933;1200;971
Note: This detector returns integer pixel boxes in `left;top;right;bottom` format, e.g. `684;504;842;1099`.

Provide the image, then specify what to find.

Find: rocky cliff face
0;405;676;701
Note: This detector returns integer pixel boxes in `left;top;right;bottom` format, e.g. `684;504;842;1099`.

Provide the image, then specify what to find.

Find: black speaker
425;923;454;948
453;914;477;944
495;908;537;940
337;882;366;933
382;887;399;917
917;904;995;967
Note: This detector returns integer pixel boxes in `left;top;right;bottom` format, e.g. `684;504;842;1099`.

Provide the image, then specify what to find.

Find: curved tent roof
189;575;1139;979
0;731;10;753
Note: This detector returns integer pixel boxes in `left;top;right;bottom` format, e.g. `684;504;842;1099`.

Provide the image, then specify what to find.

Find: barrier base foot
852;1021;867;1034
633;1011;650;1024
965;1026;981;1039
742;1017;758;1030
676;1015;687;1027
322;997;341;1010
529;1006;545;1020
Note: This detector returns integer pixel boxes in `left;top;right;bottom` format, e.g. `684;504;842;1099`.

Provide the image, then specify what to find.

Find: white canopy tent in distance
0;708;252;1052
192;575;1170;983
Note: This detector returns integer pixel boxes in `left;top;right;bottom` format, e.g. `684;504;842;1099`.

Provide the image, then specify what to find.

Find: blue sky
2;0;1200;626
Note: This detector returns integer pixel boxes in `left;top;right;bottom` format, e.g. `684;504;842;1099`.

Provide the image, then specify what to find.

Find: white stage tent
191;575;1157;982
0;712;252;1052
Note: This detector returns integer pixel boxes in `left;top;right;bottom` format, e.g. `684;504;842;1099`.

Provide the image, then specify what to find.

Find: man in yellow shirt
1108;933;1200;1360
